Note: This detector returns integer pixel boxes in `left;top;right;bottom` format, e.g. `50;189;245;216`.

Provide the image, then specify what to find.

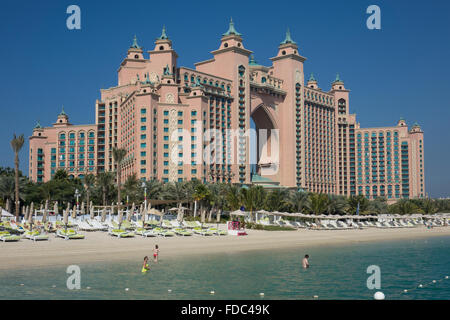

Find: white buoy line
399;275;448;295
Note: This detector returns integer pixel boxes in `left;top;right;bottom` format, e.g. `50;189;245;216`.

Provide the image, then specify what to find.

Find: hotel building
28;20;425;202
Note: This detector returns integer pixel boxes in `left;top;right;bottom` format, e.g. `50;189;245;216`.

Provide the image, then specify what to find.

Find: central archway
250;104;279;181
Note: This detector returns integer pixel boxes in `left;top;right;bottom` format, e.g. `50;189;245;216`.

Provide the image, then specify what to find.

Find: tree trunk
117;168;121;206
86;190;90;214
14;152;20;221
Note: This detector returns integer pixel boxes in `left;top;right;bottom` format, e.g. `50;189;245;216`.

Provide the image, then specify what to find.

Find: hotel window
141;117;147;123
141;126;146;131
141;134;146;139
141;108;146;114
164;111;169;116
164;119;168;124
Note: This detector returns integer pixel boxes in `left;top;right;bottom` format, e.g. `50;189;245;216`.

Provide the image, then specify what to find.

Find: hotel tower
29;21;425;202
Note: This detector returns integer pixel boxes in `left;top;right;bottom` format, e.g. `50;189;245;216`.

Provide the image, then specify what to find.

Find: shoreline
1;226;449;271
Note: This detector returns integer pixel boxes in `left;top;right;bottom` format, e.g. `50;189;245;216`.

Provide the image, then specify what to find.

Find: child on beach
141;256;150;274
153;245;159;263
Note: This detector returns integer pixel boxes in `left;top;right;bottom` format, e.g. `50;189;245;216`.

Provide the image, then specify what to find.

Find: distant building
28;21;425;202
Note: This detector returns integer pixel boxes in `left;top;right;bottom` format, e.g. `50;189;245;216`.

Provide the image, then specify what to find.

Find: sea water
1;236;449;300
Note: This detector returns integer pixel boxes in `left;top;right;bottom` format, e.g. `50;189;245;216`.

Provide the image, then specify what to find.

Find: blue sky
0;0;449;197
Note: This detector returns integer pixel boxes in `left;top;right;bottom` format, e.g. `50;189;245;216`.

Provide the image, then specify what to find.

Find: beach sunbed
56;229;85;240
173;228;194;236
193;227;214;236
152;227;175;237
88;219;108;231
76;220;97;231
24;230;49;242
207;227;227;236
0;231;21;242
109;229;135;238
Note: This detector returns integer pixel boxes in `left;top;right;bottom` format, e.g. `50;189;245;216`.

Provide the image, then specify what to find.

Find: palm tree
83;174;96;210
226;184;241;211
264;189;290;212
239;185;265;222
96;172;115;205
368;197;388;214
309;193;329;216
287;190;311;213
10;134;24;220
347;195;369;215
326;195;348;215
193;184;211;217
417;198;437;214
112;148;127;205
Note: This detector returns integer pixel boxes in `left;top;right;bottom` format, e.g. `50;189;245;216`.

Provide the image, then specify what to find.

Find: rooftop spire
158;25;168;40
333;73;343;83
223;17;242;36
59;105;67;116
280;28;296;45
249;54;258;66
130;35;141;49
309;73;316;82
34;120;42;129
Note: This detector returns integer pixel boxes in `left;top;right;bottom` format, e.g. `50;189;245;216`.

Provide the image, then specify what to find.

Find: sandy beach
1;226;449;271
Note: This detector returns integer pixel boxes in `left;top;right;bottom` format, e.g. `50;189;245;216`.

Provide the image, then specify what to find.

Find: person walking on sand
141;256;150;274
302;254;310;269
153;244;160;263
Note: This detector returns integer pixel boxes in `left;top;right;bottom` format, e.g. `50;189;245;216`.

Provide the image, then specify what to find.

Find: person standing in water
302;254;310;269
153;244;159;263
141;256;150;273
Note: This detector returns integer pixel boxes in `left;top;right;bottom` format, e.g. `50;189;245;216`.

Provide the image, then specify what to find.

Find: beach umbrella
126;204;134;222
53;202;58;217
63;209;69;232
141;205;146;226
1;208;14;218
90;205;95;220
5;198;11;213
30;202;34;219
149;208;162;216
24;205;29;221
101;208;106;223
201;210;206;224
81;202;85;216
216;209;221;223
28;208;34;223
118;209;124;229
230;209;246;217
72;204;77;219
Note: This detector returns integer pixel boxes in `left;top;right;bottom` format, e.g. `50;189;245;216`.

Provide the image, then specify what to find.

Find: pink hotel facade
29;21;425;202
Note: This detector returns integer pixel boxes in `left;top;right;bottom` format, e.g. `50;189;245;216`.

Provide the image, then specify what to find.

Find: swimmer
302;254;310;269
141;256;150;273
153;244;159;263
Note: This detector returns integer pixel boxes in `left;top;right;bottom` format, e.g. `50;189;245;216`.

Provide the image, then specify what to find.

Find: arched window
261;77;266;83
238;65;245;77
338;98;346;115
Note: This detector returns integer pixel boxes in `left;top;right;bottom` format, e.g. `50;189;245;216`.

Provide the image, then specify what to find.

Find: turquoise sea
1;236;449;300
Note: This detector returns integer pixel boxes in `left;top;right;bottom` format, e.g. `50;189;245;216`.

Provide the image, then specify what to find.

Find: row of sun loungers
257;218;436;230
